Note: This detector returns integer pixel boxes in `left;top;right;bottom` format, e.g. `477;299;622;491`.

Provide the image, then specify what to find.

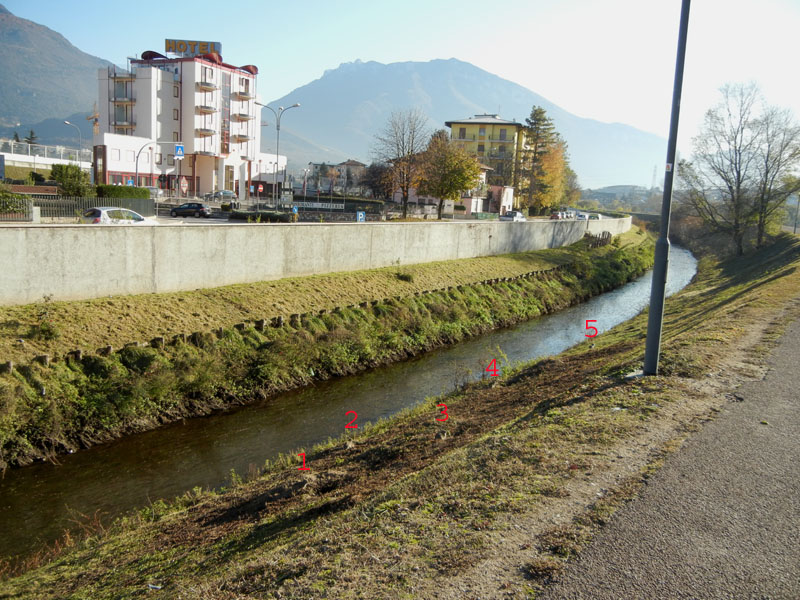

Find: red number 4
486;359;499;377
585;319;598;338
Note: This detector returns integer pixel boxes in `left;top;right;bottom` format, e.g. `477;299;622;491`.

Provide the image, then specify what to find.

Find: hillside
267;59;666;188
0;4;109;128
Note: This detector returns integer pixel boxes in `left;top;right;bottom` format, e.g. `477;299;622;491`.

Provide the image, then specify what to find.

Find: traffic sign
127;179;134;186
180;176;188;194
292;206;298;214
249;185;254;193
258;183;264;193
175;144;184;160
357;211;365;222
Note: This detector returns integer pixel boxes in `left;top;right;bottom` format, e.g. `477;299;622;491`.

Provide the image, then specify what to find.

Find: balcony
232;113;254;121
195;127;215;137
233;90;255;100
196;80;219;92
108;67;135;80
232;133;253;142
196;105;218;114
110;120;135;127
111;96;135;104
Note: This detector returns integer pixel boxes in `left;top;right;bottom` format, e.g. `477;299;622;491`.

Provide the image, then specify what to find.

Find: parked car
204;190;236;202
144;186;164;200
499;210;526;222
588;213;602;220
170;202;212;218
549;212;562;220
576;213;589;221
80;207;157;225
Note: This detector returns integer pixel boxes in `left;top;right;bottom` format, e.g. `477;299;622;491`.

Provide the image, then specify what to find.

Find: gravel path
540;319;800;600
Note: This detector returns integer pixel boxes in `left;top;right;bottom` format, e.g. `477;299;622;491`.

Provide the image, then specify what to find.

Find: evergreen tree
519;106;560;213
12;132;20;143
24;130;38;145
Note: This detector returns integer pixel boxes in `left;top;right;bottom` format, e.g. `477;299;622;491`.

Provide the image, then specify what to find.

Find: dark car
204;190;237;202
170;202;212;218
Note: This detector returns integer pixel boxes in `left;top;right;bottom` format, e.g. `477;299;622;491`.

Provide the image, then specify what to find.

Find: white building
92;40;283;199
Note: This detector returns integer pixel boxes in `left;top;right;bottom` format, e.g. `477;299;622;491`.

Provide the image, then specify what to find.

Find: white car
80;207;158;225
500;210;526;222
576;213;588;221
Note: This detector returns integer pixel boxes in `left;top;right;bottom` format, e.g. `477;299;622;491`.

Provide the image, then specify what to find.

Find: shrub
96;185;150;199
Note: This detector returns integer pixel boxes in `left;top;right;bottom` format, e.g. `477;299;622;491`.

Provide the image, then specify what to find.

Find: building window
499;129;507;140
173;132;179;142
173;109;179;120
479;127;485;136
125;150;135;162
156;153;162;164
168;154;175;166
111;149;120;160
477;144;485;153
459;127;466;139
173;85;179;97
498;145;506;156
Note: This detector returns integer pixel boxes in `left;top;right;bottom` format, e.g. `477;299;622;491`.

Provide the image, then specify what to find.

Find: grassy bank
0;230;653;470
2;232;798;596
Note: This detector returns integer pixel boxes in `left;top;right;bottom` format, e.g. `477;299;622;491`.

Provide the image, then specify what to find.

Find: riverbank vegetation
0;229;653;470
2;228;798;596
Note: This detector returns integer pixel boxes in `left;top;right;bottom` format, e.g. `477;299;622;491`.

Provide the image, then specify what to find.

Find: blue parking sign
357;211;365;222
292;206;298;214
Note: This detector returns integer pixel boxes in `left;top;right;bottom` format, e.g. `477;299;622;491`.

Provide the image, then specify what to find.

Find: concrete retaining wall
1;217;630;305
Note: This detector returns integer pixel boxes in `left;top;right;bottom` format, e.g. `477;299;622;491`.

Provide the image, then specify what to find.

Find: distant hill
266;59;666;188
0;4;109;128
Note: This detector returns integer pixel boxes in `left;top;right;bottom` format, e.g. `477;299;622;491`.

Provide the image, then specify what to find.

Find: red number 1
585;319;598;338
345;410;358;429
297;452;310;470
485;359;499;377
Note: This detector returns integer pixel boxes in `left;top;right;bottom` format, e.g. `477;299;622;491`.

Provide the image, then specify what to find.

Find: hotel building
92;40;283;198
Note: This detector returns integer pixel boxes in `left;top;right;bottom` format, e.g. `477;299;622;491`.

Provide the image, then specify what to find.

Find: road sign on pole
357;211;366;222
175;144;184;160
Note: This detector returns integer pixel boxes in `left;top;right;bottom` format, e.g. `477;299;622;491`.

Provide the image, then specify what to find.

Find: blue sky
6;0;800;155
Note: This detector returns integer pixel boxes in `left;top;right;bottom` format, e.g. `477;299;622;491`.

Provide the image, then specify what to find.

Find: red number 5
585;319;598;338
436;403;449;422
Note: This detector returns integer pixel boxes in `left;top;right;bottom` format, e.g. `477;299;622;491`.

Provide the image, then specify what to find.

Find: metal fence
0;197;33;222
0;139;92;164
33;197;156;219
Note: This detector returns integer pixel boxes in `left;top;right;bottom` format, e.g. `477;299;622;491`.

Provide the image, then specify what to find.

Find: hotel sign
165;39;222;57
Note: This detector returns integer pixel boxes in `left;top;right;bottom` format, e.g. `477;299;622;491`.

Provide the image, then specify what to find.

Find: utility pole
643;0;691;376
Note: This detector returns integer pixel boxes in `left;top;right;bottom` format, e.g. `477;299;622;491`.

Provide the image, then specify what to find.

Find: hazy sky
6;0;800;155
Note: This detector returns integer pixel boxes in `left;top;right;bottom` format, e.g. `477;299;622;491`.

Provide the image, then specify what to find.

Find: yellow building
444;114;525;189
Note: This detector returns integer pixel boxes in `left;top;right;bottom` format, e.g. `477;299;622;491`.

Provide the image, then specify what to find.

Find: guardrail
32;197;156;219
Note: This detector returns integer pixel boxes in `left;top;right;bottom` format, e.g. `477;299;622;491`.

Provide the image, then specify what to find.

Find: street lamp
256;101;300;205
134;140;155;188
63;120;82;166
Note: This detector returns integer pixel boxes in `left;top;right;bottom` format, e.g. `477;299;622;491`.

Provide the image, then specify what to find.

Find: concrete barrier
0;217;631;305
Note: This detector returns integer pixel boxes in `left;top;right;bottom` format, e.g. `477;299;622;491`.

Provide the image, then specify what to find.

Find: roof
338;159;366;167
444;114;522;128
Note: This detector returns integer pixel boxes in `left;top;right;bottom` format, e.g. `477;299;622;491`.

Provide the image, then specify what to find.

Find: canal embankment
3;233;798;596
0;228;653;470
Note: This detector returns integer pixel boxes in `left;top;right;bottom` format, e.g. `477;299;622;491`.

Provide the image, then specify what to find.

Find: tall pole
256;102;299;205
793;194;799;235
644;0;691;375
63;120;82;167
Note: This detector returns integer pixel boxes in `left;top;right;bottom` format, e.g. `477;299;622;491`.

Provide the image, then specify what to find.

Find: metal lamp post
63;120;82;166
256;102;300;205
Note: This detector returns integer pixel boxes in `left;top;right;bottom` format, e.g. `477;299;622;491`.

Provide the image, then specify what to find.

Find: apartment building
444;114;525;188
92;40;277;198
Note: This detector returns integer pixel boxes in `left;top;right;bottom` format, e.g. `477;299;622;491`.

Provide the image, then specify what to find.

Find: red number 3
436;403;449;421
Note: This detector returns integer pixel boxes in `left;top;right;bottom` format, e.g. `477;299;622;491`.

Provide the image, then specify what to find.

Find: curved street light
256;102;300;204
63;120;82;166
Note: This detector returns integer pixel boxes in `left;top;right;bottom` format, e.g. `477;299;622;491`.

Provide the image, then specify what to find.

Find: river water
0;247;696;561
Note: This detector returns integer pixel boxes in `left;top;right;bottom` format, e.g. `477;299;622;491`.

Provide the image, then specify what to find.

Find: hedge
96;185;151;199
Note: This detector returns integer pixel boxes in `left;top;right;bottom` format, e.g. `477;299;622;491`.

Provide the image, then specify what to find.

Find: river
0;247;696;562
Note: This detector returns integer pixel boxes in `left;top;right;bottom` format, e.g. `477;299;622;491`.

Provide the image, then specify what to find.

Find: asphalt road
540;319;800;600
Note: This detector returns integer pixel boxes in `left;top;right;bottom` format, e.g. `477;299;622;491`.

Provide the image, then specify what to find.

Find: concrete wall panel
0;217;631;305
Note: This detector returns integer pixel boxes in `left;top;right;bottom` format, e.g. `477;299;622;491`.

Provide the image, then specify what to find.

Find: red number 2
486;359;499;377
297;452;310;470
585;319;598;338
436;403;449;421
345;410;358;429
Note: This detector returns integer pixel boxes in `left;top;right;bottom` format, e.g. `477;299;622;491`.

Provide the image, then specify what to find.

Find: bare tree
373;109;430;218
680;83;800;254
679;83;764;255
753;106;800;246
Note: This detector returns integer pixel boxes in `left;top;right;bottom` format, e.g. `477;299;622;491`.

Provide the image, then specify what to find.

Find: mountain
0;4;110;127
267;59;666;188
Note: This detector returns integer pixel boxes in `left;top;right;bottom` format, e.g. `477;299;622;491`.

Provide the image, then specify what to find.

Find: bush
454;204;467;211
96;185;150;199
229;210;291;223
